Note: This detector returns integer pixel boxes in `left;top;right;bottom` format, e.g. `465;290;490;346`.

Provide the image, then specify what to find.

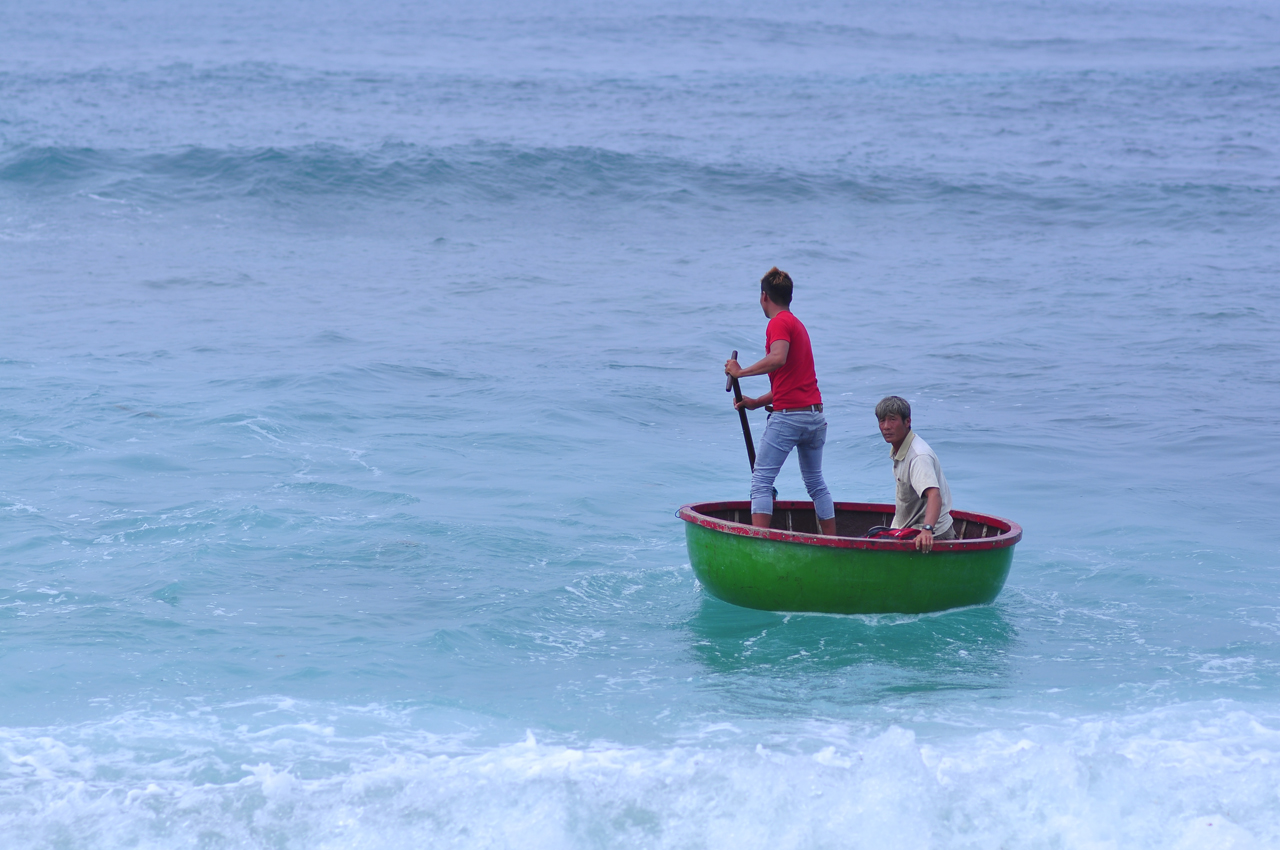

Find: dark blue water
3;1;1280;846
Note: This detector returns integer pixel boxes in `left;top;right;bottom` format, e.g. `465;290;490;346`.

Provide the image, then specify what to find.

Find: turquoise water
3;1;1280;846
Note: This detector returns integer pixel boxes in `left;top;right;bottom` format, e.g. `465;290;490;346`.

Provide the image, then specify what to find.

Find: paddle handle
726;350;757;471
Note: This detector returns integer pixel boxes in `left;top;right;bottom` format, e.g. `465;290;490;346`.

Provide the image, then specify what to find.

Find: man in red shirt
725;268;836;536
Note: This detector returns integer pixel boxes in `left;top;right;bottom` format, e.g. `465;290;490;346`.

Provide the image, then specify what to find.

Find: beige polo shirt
891;431;953;535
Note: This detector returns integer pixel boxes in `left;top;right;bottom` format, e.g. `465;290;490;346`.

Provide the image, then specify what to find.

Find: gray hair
875;395;912;422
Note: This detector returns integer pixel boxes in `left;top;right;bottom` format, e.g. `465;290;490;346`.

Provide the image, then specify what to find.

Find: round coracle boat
677;500;1021;615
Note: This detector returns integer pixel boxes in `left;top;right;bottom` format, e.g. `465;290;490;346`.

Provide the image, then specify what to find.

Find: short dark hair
760;267;793;307
875;396;912;422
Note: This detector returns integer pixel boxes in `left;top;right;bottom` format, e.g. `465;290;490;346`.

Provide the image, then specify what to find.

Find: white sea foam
2;703;1279;850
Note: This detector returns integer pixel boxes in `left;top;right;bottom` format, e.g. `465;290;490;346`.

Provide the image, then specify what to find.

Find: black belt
767;404;822;413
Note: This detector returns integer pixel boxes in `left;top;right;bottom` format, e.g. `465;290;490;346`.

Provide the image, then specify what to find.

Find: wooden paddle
726;350;757;470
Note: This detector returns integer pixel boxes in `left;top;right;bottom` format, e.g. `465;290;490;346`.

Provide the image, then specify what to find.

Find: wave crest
2;142;1272;226
0;142;875;207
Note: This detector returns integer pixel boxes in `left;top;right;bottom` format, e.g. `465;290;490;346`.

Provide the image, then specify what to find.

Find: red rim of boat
677;500;1022;552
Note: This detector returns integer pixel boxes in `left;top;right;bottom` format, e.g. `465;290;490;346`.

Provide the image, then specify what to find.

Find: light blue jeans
750;409;835;519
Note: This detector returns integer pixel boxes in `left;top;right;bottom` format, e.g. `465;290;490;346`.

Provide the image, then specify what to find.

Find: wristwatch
922;524;934;532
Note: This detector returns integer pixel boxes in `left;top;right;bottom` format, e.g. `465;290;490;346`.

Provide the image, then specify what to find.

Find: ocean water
3;0;1280;846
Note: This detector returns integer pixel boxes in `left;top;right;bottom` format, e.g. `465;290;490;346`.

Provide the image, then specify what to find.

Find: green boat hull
680;501;1019;615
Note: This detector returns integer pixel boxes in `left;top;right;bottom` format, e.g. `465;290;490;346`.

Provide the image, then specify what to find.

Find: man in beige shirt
876;396;955;553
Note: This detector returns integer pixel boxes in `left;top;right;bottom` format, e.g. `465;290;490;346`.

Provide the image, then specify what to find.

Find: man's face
878;415;911;446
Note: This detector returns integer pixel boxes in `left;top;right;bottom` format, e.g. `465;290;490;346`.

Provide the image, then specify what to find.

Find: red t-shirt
766;310;822;409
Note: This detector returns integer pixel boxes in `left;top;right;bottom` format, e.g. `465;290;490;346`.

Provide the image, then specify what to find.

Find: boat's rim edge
677;500;1022;552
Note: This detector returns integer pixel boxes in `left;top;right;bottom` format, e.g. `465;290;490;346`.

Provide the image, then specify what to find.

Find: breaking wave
4;700;1279;850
